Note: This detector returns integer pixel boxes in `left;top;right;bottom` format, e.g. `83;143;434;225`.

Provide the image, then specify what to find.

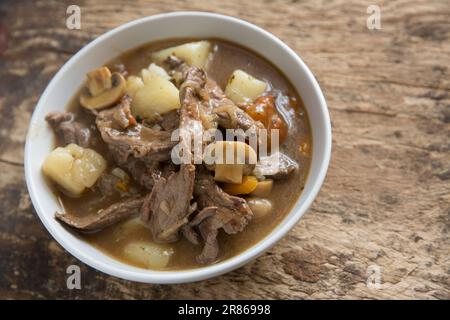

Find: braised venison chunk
194;169;253;235
55;198;144;231
141;164;196;243
46;111;92;147
96;97;174;164
254;152;299;179
43;39;311;270
191;170;253;263
120;157;172;190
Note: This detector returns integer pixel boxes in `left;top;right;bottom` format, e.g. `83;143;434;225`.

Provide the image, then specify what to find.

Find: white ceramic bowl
25;12;331;284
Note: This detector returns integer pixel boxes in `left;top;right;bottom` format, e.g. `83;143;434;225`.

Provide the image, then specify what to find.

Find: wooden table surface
0;0;449;299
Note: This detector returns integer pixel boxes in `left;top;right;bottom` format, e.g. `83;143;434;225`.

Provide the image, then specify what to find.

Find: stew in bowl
41;38;312;270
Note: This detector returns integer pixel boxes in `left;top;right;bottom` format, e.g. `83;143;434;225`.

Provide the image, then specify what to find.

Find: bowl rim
24;11;332;284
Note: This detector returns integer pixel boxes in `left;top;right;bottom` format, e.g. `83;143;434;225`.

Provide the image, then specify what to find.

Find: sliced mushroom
204;141;257;184
87;66;112;96
80;67;126;110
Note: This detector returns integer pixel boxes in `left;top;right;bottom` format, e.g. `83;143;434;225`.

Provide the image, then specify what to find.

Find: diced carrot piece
222;176;258;195
245;95;288;144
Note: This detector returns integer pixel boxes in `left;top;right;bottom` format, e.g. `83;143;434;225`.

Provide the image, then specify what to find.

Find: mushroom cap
80;71;126;110
204;140;258;182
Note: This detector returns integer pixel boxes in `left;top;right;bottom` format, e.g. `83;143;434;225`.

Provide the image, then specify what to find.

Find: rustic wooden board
0;0;448;299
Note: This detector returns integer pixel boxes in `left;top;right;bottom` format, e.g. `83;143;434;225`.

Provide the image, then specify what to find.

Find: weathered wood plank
0;0;448;299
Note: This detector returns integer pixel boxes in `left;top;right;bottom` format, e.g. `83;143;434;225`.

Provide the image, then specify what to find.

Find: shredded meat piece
96;97;174;164
254;152;298;179
95;172;122;197
180;202;199;244
159;109;180;131
194;169;253;234
201;78;264;135
176;66;215;167
95;97;177;191
167;56;263;137
46;111;92;147
189;207;220;263
120;156;175;190
141;164;196;243
181;224;200;245
56;198;144;231
168;57;219;131
188;169;253;263
121;158;158;190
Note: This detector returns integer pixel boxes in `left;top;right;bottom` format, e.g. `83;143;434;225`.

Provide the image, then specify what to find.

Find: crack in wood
0;158;24;167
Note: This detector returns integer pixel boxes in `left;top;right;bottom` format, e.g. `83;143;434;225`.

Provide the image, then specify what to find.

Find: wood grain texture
0;0;449;299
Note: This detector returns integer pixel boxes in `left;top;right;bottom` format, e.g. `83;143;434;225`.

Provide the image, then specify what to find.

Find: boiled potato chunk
120;217;144;231
126;63;180;120
42;147;83;195
125;76;144;98
225;70;267;104
72;149;107;188
126;63;170;98
152;41;211;68
123;241;174;269
142;63;171;83
112;217;145;242
131;76;180;120
42;144;107;196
